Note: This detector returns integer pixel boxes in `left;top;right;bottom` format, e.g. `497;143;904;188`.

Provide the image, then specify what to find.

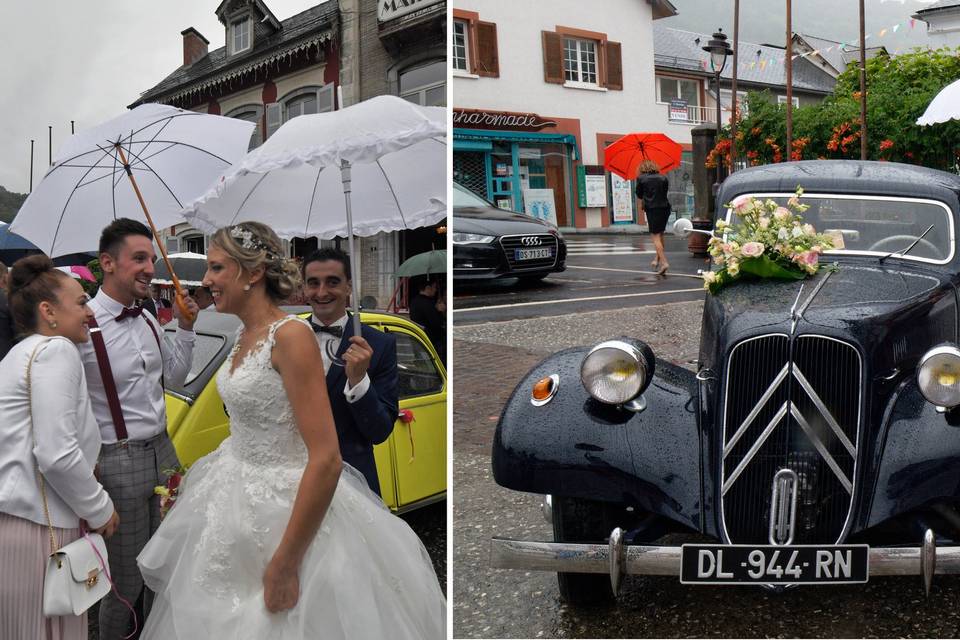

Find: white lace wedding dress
137;316;446;639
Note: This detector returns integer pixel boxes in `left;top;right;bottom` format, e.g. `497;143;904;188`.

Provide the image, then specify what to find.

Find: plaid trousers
96;432;178;640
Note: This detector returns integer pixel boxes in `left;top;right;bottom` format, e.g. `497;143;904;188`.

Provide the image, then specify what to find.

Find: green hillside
0;186;26;224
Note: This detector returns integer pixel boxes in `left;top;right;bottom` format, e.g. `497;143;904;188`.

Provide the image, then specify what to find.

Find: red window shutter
475;21;499;77
542;31;564;84
605;41;623;90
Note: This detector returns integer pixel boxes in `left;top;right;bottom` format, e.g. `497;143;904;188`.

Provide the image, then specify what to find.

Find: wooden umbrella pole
114;144;194;322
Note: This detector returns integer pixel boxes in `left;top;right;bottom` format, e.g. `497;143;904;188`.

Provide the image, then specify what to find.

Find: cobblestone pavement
453;301;960;639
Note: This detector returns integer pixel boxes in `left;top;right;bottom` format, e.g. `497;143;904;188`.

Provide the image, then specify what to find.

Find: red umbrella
603;132;683;180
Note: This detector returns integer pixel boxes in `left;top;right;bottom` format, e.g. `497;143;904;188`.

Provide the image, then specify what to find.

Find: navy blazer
326;318;399;496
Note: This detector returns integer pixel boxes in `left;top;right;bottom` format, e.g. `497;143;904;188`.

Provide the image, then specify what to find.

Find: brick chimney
181;27;209;66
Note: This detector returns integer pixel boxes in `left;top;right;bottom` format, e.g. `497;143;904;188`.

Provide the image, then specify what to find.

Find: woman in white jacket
0;255;119;640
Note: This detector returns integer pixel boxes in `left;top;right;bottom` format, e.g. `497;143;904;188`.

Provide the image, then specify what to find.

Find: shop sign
669;99;689;122
378;0;443;23
584;174;607;208
610;173;634;223
454;108;557;131
578;165;607;208
523;189;558;226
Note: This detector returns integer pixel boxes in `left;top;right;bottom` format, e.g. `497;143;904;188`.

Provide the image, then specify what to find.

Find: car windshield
163;331;226;388
453;183;492;208
727;194;954;263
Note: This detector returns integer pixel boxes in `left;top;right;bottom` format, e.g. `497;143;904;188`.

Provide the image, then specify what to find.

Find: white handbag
40;532;111;616
26;339;112;616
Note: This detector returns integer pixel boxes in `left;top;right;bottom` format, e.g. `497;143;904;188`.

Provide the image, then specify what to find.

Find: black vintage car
490;160;960;603
452;182;567;282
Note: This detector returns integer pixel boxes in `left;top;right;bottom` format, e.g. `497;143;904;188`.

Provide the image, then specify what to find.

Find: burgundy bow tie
115;306;144;322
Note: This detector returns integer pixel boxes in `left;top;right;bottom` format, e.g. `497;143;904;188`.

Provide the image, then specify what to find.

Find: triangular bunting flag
826;46;834;52
893;23;901;32
760;60;767;70
910;19;916;29
879;29;887;37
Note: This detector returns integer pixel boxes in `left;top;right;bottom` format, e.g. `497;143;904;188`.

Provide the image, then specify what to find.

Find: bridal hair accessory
25;339;136;633
229;225;281;263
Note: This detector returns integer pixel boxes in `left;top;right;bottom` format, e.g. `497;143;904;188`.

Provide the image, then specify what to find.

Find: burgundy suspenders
87;311;163;442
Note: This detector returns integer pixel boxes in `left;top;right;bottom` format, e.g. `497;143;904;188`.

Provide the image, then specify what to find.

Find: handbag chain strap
25;338;62;562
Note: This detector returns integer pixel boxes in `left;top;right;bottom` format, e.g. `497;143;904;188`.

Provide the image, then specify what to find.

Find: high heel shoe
658;262;670;275
650;257;660;269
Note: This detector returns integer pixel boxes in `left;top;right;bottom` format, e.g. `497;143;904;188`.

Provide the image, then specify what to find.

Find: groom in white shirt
79;219;198;639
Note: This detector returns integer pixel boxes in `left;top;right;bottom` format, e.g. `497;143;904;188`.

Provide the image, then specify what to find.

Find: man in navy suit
302;247;398;496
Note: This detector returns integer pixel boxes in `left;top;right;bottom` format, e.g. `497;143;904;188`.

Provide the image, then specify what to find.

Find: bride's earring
48;320;57;329
243;284;251;291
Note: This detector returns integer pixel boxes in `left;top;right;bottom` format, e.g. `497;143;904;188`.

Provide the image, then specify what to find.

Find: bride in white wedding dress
137;222;445;639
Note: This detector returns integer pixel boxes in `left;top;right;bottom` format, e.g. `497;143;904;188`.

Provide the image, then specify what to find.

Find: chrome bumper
491;528;951;596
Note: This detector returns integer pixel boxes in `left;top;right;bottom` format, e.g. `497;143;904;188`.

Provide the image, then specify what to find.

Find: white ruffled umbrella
917;78;960;125
181;95;446;335
11;104;253;318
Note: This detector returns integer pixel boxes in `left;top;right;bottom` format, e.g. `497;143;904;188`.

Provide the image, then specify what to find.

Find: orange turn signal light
532;377;554;401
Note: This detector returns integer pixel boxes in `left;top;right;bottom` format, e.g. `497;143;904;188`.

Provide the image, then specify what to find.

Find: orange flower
879;139;894;152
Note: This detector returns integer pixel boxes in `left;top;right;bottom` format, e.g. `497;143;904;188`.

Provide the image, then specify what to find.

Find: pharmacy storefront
453;108;581;228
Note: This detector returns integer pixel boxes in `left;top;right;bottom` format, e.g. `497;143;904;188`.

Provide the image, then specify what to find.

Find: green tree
713;47;960;171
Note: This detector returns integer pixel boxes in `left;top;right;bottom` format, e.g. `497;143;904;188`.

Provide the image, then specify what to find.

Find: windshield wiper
878;224;935;264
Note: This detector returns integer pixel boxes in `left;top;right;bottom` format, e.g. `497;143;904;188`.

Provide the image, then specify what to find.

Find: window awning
453;128;580;160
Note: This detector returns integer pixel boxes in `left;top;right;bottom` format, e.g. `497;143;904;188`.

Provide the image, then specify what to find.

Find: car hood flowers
705;187;835;293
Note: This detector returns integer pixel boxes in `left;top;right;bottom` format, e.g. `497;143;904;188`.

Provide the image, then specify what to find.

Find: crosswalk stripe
453;287;704;313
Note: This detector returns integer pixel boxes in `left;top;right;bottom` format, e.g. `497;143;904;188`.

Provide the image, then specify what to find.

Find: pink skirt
0;511;86;640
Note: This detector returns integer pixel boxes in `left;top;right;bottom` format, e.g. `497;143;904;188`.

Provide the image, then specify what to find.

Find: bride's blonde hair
210;222;301;303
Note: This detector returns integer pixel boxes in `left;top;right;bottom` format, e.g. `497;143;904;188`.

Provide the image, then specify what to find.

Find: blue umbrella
0;222;39;250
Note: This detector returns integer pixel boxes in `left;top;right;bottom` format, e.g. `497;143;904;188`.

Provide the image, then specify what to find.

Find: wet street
453;233;711;323
452;294;960;639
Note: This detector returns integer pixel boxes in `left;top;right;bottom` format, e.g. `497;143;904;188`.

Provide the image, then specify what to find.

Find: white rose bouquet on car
703;187;834;294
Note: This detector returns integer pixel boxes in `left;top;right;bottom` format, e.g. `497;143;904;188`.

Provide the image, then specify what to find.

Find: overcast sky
0;1;324;194
663;0;934;56
0;0;947;193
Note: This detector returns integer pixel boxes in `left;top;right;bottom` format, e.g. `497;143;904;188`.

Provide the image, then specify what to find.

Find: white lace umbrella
181;95;446;335
12;104;253;317
917;78;960;125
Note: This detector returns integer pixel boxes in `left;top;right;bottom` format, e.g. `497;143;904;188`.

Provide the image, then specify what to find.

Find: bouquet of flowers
703;187;834;294
154;465;187;518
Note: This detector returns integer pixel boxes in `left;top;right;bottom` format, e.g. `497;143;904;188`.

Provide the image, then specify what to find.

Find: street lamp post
703;29;733;195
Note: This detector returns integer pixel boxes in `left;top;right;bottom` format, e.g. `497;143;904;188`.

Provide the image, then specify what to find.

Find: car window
728;194;954;264
394;332;443;398
453;182;492;208
164;330;226;387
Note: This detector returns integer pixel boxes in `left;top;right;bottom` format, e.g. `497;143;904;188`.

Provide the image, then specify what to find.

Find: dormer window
231;17;251;54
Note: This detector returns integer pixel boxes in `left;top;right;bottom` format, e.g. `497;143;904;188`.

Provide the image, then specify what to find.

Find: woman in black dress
635;159;672;275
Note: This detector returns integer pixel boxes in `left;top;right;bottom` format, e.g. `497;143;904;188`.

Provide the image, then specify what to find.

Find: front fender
867;378;960;528
492;346;703;530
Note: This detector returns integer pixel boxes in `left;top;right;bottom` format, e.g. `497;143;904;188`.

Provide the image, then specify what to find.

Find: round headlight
580;340;654;405
918;345;960;408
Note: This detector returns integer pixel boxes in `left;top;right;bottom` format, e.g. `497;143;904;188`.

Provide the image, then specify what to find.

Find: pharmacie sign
378;0;443;22
453;109;557;131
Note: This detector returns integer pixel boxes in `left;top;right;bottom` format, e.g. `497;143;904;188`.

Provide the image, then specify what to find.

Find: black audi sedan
489;160;960;604
452;182;567;283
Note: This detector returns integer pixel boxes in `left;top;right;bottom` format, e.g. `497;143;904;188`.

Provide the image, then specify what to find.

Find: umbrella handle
114;144;195;324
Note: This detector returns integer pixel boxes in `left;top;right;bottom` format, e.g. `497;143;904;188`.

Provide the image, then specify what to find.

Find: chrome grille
499;235;559;271
721;335;861;544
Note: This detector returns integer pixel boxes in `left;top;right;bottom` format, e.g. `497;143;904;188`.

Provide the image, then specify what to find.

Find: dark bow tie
115;306;144;322
311;321;343;338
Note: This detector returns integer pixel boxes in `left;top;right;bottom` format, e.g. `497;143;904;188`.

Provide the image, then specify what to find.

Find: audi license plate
515;248;552;260
679;544;869;585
